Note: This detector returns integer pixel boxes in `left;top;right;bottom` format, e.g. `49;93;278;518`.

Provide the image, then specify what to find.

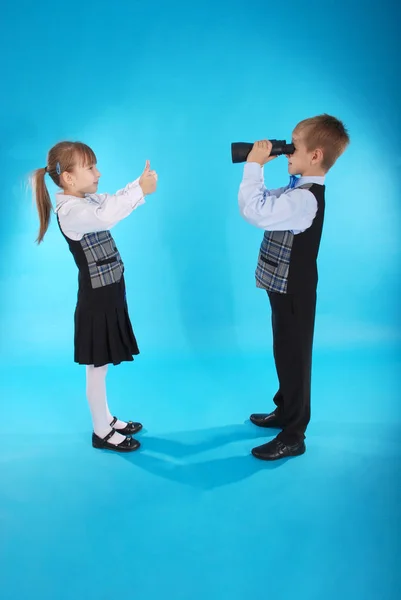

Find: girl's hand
139;160;158;195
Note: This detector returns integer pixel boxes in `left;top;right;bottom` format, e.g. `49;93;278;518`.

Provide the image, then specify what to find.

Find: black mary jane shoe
92;429;140;453
110;416;143;435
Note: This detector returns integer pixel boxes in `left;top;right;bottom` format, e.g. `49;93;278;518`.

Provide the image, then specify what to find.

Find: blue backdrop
1;0;400;363
1;2;400;600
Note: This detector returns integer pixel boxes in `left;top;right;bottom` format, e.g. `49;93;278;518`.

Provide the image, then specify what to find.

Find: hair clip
56;162;61;175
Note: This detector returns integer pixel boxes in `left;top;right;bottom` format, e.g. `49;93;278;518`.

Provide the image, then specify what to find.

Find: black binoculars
231;140;295;163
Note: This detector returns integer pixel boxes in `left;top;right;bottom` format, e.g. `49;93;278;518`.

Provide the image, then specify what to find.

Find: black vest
255;183;325;294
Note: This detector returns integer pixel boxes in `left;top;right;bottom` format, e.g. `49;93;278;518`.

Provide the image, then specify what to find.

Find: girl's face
62;160;101;197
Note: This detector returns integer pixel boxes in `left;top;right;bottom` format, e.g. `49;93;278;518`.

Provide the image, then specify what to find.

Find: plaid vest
255;183;325;294
57;218;124;289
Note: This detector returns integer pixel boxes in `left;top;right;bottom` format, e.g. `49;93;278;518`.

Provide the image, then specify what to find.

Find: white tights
86;365;127;445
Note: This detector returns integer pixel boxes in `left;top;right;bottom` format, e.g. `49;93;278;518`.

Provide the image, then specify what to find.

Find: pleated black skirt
74;276;139;367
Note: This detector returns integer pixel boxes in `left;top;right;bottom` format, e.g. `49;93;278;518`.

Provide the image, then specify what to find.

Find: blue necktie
289;175;299;189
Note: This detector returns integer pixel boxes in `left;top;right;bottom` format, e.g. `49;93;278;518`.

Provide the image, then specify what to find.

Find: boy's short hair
295;114;350;171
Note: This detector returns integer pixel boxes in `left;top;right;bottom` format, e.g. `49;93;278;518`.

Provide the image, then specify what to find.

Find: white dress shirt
55;178;145;241
238;162;325;234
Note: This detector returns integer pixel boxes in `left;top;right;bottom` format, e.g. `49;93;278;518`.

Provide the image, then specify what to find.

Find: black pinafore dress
57;218;139;367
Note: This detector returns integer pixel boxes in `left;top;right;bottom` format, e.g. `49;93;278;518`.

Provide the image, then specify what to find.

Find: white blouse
55;179;145;241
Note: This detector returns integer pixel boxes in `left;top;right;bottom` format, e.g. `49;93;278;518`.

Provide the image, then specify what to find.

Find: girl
32;141;157;452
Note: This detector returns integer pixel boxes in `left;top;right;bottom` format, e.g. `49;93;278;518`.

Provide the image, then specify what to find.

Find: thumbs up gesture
139;160;158;196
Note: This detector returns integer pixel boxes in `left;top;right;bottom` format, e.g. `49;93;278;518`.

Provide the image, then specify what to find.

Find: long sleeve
238;163;318;232
56;178;145;240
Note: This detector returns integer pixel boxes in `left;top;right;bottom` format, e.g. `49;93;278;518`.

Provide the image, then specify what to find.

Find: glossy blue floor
1;346;400;600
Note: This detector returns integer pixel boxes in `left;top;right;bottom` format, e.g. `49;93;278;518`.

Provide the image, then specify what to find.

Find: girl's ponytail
32;167;52;243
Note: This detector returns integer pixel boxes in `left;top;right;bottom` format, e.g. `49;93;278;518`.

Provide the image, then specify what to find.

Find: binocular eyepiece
231;140;295;163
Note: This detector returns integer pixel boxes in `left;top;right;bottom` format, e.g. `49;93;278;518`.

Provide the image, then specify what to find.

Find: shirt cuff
243;162;264;181
123;178;145;206
125;177;141;189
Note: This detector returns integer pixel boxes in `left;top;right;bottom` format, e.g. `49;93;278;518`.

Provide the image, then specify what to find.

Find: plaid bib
80;230;124;289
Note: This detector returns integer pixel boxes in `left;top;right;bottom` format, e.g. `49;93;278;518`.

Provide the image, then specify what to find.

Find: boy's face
287;129;323;176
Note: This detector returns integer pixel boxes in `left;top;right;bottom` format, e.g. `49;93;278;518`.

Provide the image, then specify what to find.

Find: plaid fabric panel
254;183;313;294
80;231;124;289
255;230;294;294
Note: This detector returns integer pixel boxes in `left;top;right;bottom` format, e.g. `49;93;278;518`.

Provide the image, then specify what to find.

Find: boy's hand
139;160;158;195
246;140;277;166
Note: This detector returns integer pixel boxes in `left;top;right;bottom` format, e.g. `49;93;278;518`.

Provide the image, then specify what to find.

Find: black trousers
267;289;317;444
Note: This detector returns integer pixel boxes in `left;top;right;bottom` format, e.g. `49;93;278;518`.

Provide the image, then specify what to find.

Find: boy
238;114;350;461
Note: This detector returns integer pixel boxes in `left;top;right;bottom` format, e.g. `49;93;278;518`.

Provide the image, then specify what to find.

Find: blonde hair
295;114;350;171
31;141;96;243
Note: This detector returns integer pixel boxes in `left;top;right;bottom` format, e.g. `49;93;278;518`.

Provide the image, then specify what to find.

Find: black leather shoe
251;438;305;461
110;416;143;435
92;429;140;453
250;412;282;429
